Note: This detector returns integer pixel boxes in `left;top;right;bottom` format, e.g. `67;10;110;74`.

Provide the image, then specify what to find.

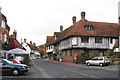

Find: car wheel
99;63;103;67
12;69;19;76
87;62;90;66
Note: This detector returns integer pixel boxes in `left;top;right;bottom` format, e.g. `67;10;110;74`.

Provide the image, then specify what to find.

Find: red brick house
1;14;10;44
8;30;22;50
46;12;119;63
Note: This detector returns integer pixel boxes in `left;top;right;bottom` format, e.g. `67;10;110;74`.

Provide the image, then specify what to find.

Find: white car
85;56;110;66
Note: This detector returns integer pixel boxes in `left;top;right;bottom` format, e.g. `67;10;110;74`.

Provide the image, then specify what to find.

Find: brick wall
58;49;112;63
48;53;54;60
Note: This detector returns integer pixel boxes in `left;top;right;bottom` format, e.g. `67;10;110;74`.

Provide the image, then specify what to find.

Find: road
1;59;119;80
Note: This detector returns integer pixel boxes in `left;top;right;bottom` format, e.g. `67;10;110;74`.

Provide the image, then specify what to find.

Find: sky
0;0;120;46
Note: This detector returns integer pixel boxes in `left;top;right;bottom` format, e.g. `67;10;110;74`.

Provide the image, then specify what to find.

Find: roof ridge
90;21;118;24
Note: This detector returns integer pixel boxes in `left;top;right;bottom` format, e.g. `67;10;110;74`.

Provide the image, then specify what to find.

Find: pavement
44;58;119;71
45;59;76;65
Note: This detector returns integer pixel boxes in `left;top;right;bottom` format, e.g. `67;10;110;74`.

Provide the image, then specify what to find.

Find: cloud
1;0;119;46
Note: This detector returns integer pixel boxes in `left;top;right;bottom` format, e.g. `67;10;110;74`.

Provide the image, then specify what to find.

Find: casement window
81;37;89;43
2;20;5;28
65;51;67;57
64;40;66;45
70;50;72;57
4;34;7;42
95;37;102;43
61;42;64;46
110;38;113;44
51;45;52;49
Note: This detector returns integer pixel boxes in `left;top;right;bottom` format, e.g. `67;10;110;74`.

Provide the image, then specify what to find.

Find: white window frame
2;20;5;28
4;34;7;42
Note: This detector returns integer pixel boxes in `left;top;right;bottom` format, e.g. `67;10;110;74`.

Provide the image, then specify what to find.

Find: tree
37;44;46;58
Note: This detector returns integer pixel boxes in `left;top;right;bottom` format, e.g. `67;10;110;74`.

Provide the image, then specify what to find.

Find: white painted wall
59;37;117;50
109;38;117;49
22;43;31;54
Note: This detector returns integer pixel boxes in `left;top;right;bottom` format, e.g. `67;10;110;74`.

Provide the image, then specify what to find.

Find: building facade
1;14;10;44
46;12;119;63
22;39;40;59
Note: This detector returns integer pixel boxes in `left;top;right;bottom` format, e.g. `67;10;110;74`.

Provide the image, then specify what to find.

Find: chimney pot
60;25;63;32
24;38;26;43
13;30;17;39
81;11;85;19
30;41;32;45
72;16;76;24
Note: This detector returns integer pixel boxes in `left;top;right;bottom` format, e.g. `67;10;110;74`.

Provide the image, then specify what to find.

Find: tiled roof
46;36;55;46
54;32;60;37
27;43;39;51
9;39;22;50
113;39;119;48
119;25;120;35
55;18;118;43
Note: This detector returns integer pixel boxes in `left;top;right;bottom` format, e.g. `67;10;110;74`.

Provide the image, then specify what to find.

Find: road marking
88;67;118;71
63;68;100;79
32;62;52;78
74;65;118;71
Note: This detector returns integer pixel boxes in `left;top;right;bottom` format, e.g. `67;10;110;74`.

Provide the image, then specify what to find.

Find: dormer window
84;22;94;31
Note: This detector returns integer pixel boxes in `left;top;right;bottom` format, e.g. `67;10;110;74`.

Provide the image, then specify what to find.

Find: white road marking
63;68;100;79
75;65;118;71
88;67;118;71
32;61;52;78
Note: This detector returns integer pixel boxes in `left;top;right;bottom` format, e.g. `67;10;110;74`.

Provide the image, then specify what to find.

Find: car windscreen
3;59;13;64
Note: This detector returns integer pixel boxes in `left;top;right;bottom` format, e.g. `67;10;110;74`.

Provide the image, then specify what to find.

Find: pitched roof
113;39;119;48
54;32;60;37
9;39;22;50
46;36;55;46
27;43;39;51
55;18;118;43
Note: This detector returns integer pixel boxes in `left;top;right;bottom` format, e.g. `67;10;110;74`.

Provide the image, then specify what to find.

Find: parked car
0;59;29;76
8;59;21;64
85;56;110;66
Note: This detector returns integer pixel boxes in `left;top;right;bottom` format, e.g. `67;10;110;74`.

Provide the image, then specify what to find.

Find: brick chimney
13;29;17;40
30;41;32;45
72;16;76;24
81;11;85;19
24;38;26;43
60;25;63;32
